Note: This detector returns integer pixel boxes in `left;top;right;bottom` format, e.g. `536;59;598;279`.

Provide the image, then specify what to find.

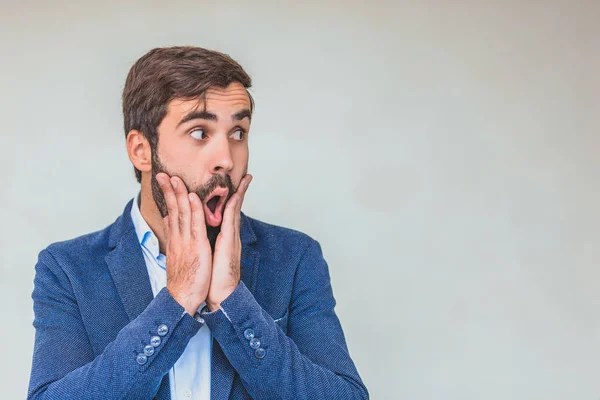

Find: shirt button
157;324;169;336
184;389;192;397
249;337;261;349
243;328;255;340
136;353;148;365
254;348;266;359
150;335;161;347
143;344;155;356
194;312;205;324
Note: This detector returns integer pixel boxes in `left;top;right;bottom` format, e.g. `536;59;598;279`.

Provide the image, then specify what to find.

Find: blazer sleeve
201;239;369;399
27;248;202;400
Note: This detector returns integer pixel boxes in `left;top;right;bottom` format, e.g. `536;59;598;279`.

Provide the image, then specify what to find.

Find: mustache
195;174;234;203
151;173;234;217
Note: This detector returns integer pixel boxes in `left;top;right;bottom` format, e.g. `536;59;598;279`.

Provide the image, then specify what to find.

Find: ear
126;130;152;173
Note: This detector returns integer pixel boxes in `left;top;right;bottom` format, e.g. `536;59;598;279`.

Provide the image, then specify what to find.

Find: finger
236;174;252;212
220;195;237;236
162;215;171;250
221;174;252;235
171;176;191;242
234;174;252;230
163;215;170;237
228;174;252;215
188;192;209;247
156;172;179;239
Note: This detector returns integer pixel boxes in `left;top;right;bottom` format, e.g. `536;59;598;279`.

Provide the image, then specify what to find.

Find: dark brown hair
122;46;253;183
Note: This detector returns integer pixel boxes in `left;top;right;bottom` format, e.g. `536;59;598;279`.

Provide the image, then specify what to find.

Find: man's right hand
156;172;213;316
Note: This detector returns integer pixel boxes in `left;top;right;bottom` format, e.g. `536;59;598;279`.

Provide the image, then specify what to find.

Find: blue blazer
27;199;368;399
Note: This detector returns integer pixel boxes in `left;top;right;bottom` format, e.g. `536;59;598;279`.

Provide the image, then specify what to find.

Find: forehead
168;82;251;117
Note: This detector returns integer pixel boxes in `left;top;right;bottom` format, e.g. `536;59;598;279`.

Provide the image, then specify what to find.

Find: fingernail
171;177;177;189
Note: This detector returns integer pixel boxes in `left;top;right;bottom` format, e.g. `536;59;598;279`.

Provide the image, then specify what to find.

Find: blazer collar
105;198;260;400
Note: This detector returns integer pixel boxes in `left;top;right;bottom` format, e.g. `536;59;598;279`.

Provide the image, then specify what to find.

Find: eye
230;129;246;141
190;128;207;140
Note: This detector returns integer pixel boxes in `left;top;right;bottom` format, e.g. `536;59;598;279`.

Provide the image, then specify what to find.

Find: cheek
158;147;210;188
158;137;195;163
233;145;249;166
235;151;249;179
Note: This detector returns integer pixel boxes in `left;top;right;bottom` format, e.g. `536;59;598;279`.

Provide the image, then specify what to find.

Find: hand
207;174;253;311
156;173;213;316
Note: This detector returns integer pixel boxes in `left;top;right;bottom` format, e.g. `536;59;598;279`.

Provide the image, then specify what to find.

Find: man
27;46;368;400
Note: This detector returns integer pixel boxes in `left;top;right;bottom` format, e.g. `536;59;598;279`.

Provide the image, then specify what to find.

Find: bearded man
27;46;368;400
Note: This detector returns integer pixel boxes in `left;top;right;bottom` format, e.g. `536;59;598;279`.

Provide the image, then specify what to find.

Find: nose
209;134;234;175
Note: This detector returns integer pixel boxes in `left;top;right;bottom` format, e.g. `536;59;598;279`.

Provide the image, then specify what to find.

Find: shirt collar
130;190;161;259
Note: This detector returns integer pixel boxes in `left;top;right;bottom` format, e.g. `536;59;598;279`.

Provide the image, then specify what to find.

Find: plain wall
1;1;599;399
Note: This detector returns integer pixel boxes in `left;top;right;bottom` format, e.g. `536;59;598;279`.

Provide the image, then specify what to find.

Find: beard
150;149;235;253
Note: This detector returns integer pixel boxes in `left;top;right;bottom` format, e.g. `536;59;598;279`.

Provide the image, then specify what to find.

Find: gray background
1;1;599;399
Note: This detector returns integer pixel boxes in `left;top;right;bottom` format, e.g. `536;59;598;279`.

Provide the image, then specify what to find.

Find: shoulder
38;199;134;271
37;221;115;276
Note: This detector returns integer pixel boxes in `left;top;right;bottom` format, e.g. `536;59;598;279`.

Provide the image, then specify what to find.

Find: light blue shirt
130;191;212;400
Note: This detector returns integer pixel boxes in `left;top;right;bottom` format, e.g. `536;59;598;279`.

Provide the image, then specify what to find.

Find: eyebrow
232;109;252;122
177;108;252;128
177;110;217;127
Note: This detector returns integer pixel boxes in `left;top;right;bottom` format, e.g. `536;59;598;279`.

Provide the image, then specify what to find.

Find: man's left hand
206;173;253;311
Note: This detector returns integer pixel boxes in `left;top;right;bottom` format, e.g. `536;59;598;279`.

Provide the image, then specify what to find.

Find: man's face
149;82;251;249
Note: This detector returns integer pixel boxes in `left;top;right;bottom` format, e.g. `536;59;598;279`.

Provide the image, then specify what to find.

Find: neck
139;178;168;254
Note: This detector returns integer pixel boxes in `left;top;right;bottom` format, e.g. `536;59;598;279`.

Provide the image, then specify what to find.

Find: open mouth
203;187;229;227
207;195;221;213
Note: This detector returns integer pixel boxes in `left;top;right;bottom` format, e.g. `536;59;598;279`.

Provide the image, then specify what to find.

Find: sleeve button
150;335;161;347
249;337;261;349
254;348;266;359
157;324;169;336
136;353;148;365
243;328;255;340
143;344;155;356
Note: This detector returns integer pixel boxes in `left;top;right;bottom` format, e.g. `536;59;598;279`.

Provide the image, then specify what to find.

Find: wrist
206;301;221;312
207;284;238;312
166;286;203;316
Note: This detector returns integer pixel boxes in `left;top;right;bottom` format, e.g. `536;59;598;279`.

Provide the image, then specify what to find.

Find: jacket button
249;337;261;349
150;336;161;347
254;348;266;359
143;344;155;356
243;328;254;340
157;324;169;336
136;353;148;365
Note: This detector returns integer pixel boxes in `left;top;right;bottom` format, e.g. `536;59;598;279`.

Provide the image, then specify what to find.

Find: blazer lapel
239;211;260;293
211;211;260;399
105;199;171;399
105;199;154;322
